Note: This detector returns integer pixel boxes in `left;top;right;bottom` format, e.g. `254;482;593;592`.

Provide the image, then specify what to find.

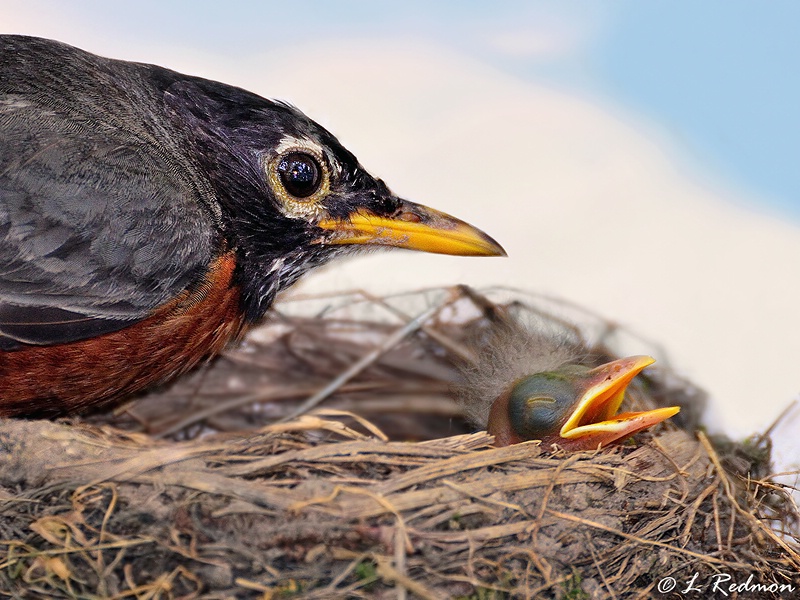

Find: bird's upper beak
556;355;680;450
315;198;506;257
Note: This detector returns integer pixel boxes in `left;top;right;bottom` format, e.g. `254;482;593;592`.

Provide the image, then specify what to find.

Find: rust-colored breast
0;252;245;417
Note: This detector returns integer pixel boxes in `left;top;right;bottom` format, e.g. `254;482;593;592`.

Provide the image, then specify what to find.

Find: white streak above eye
274;135;324;158
274;135;341;177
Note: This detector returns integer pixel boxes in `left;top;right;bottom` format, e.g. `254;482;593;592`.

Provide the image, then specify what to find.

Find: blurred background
3;1;799;478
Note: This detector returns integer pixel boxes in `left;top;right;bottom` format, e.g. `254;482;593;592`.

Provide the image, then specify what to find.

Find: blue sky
594;2;800;219
7;0;800;219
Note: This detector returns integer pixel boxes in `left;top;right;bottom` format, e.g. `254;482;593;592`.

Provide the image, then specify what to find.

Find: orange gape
0;253;245;417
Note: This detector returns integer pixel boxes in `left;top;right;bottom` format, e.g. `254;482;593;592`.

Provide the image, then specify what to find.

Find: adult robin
0;36;505;417
458;315;679;450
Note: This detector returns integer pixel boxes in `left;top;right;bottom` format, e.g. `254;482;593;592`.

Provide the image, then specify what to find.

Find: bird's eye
276;152;321;199
266;141;331;217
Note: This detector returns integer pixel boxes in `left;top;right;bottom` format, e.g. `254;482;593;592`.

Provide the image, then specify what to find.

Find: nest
1;287;798;599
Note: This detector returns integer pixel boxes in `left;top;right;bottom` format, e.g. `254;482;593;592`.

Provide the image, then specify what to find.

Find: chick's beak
558;355;680;450
315;198;506;257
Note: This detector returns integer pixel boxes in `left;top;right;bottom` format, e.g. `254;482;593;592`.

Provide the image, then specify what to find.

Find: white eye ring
265;137;330;218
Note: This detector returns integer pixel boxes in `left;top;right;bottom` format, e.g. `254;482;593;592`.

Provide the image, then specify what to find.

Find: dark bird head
158;77;506;321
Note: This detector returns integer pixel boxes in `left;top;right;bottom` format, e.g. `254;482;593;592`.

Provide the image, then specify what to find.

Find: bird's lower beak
559;355;679;449
315;199;506;257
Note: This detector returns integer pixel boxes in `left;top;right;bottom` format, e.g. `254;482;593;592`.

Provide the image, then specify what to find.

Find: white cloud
482;23;589;59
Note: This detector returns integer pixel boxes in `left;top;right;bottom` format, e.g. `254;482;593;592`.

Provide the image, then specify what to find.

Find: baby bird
458;311;680;450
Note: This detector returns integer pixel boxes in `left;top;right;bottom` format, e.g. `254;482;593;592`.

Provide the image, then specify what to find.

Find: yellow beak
558;356;680;448
315;199;506;257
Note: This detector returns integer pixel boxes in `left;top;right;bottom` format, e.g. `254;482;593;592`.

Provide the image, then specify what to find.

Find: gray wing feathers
0;36;217;346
